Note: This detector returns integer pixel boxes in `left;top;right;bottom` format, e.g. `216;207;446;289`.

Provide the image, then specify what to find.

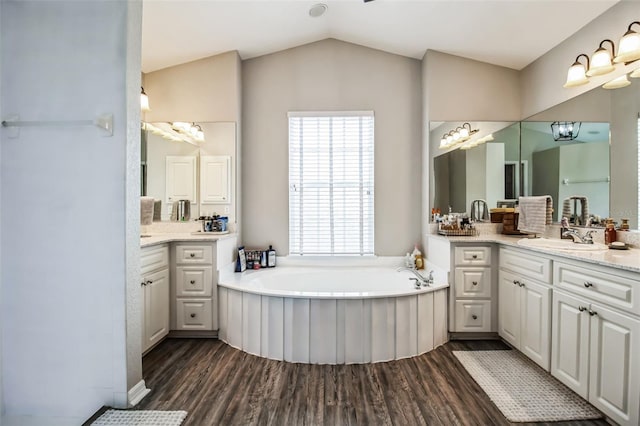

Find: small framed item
235;246;247;272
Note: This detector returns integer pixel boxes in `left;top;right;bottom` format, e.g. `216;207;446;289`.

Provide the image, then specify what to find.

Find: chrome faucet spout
562;228;595;244
397;267;430;286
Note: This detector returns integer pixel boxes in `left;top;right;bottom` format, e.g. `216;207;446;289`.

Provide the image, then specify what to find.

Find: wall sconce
439;123;479;150
140;87;150;112
602;74;631;89
551;121;581;141
614;21;640;64
563;54;590;88
586;39;616;77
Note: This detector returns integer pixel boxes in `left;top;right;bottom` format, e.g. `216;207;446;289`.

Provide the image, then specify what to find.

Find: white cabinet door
200;155;230;204
551;290;590;398
165;156;196;204
498;270;521;348
143;268;170;353
520;279;551;370
589;303;640;426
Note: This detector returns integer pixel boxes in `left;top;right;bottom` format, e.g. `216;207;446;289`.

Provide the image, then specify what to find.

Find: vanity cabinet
171;243;217;332
141;245;170;354
450;245;494;333
552;261;640;426
498;247;552;370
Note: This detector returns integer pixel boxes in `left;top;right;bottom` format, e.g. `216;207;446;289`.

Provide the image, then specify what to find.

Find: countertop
140;232;237;248
426;232;640;273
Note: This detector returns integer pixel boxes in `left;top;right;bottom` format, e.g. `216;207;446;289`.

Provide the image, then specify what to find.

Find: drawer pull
472;281;478;286
141;281;146;287
146;280;153;285
578;306;588;312
190;313;196;318
190;280;196;285
519;282;525;288
190;253;196;258
472;314;478;320
513;280;520;286
472;255;478;259
584;281;594;288
589;310;598;317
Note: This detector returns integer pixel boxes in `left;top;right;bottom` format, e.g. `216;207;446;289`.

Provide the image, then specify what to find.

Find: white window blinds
289;112;374;255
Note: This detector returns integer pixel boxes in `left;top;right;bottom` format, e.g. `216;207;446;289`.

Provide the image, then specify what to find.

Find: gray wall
242;39;422;255
1;1;136;423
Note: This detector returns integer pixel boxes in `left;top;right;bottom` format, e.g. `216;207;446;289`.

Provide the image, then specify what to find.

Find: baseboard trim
128;379;151;407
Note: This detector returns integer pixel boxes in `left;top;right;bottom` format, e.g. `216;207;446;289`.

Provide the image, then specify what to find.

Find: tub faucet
396;267;430;286
562;228;595;244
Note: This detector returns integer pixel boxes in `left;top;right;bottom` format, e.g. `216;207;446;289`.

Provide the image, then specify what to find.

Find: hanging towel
518;196;552;235
470;199;489;222
153;199;162;221
562;196;589;226
140;196;155;226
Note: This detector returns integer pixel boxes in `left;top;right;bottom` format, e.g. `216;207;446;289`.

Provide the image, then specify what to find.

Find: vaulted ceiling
142;0;618;73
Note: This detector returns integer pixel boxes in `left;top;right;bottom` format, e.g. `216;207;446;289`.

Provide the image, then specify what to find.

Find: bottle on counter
412;245;424;270
605;219;617;245
267;245;276;267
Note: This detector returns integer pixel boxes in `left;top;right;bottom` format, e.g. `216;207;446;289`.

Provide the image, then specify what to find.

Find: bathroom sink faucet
396;267;431;286
562;228;595;244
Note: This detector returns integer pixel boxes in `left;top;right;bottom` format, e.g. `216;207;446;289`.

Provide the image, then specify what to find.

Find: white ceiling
141;0;618;74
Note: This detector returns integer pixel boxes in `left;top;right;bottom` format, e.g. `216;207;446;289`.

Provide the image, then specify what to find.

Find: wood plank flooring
132;338;607;426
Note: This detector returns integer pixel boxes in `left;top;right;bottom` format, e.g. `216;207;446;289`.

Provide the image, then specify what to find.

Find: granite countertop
426;232;640;273
140;232;237;248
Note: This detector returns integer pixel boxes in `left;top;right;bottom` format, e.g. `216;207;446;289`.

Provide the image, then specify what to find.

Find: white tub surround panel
219;286;447;364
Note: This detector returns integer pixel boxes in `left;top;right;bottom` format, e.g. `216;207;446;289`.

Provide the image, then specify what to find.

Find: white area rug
91;409;187;426
453;350;602;422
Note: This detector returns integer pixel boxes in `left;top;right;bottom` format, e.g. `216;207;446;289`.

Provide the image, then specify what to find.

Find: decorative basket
438;227;478;237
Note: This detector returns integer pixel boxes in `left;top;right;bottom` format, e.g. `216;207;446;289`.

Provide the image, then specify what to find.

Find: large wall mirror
430;77;639;229
141;121;237;224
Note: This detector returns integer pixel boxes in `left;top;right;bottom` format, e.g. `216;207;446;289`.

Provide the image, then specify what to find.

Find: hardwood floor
135;338;607;426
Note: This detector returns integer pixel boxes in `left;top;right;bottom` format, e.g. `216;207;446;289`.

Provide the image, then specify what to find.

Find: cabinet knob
146;280;153;285
190;280;196;284
519;282;525;288
513;280;520;286
589;310;598;317
472;255;478;259
584;281;594;288
578;306;587;312
190;313;196;318
141;281;146;287
472;281;478;286
190;253;196;258
472;314;478;320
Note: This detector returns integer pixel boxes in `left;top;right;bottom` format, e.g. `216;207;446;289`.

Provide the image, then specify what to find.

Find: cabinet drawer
499;247;551;284
176;299;213;330
141;245;169;275
176;266;213;297
454;246;491;266
554;261;639;315
454;300;492;332
455;267;492;298
175;244;213;264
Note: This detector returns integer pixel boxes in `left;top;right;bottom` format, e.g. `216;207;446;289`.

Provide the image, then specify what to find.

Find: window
289;112;374;255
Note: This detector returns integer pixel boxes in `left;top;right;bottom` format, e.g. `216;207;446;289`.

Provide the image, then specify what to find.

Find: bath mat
453;350;602;422
91;409;187;426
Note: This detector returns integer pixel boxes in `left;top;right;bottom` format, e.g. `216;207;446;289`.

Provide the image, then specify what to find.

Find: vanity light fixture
140;86;150;112
563;54;590;88
439;123;479;149
602;74;631;89
630;66;640;78
613;21;640;64
551;121;581;141
586;39;616;77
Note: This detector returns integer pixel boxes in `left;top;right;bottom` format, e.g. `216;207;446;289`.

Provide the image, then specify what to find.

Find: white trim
127;379;151;407
288;110;374;118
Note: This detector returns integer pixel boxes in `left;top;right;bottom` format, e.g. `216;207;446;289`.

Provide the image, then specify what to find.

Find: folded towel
140;196;155;226
518;196;552;235
153;199;162;221
562;196;589;226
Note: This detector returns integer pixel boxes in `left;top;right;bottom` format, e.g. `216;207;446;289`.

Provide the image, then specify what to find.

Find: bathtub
218;261;449;364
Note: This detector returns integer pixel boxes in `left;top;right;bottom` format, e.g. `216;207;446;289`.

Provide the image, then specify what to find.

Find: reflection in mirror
521;122;610;226
430;121;519;219
140;121;236;223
